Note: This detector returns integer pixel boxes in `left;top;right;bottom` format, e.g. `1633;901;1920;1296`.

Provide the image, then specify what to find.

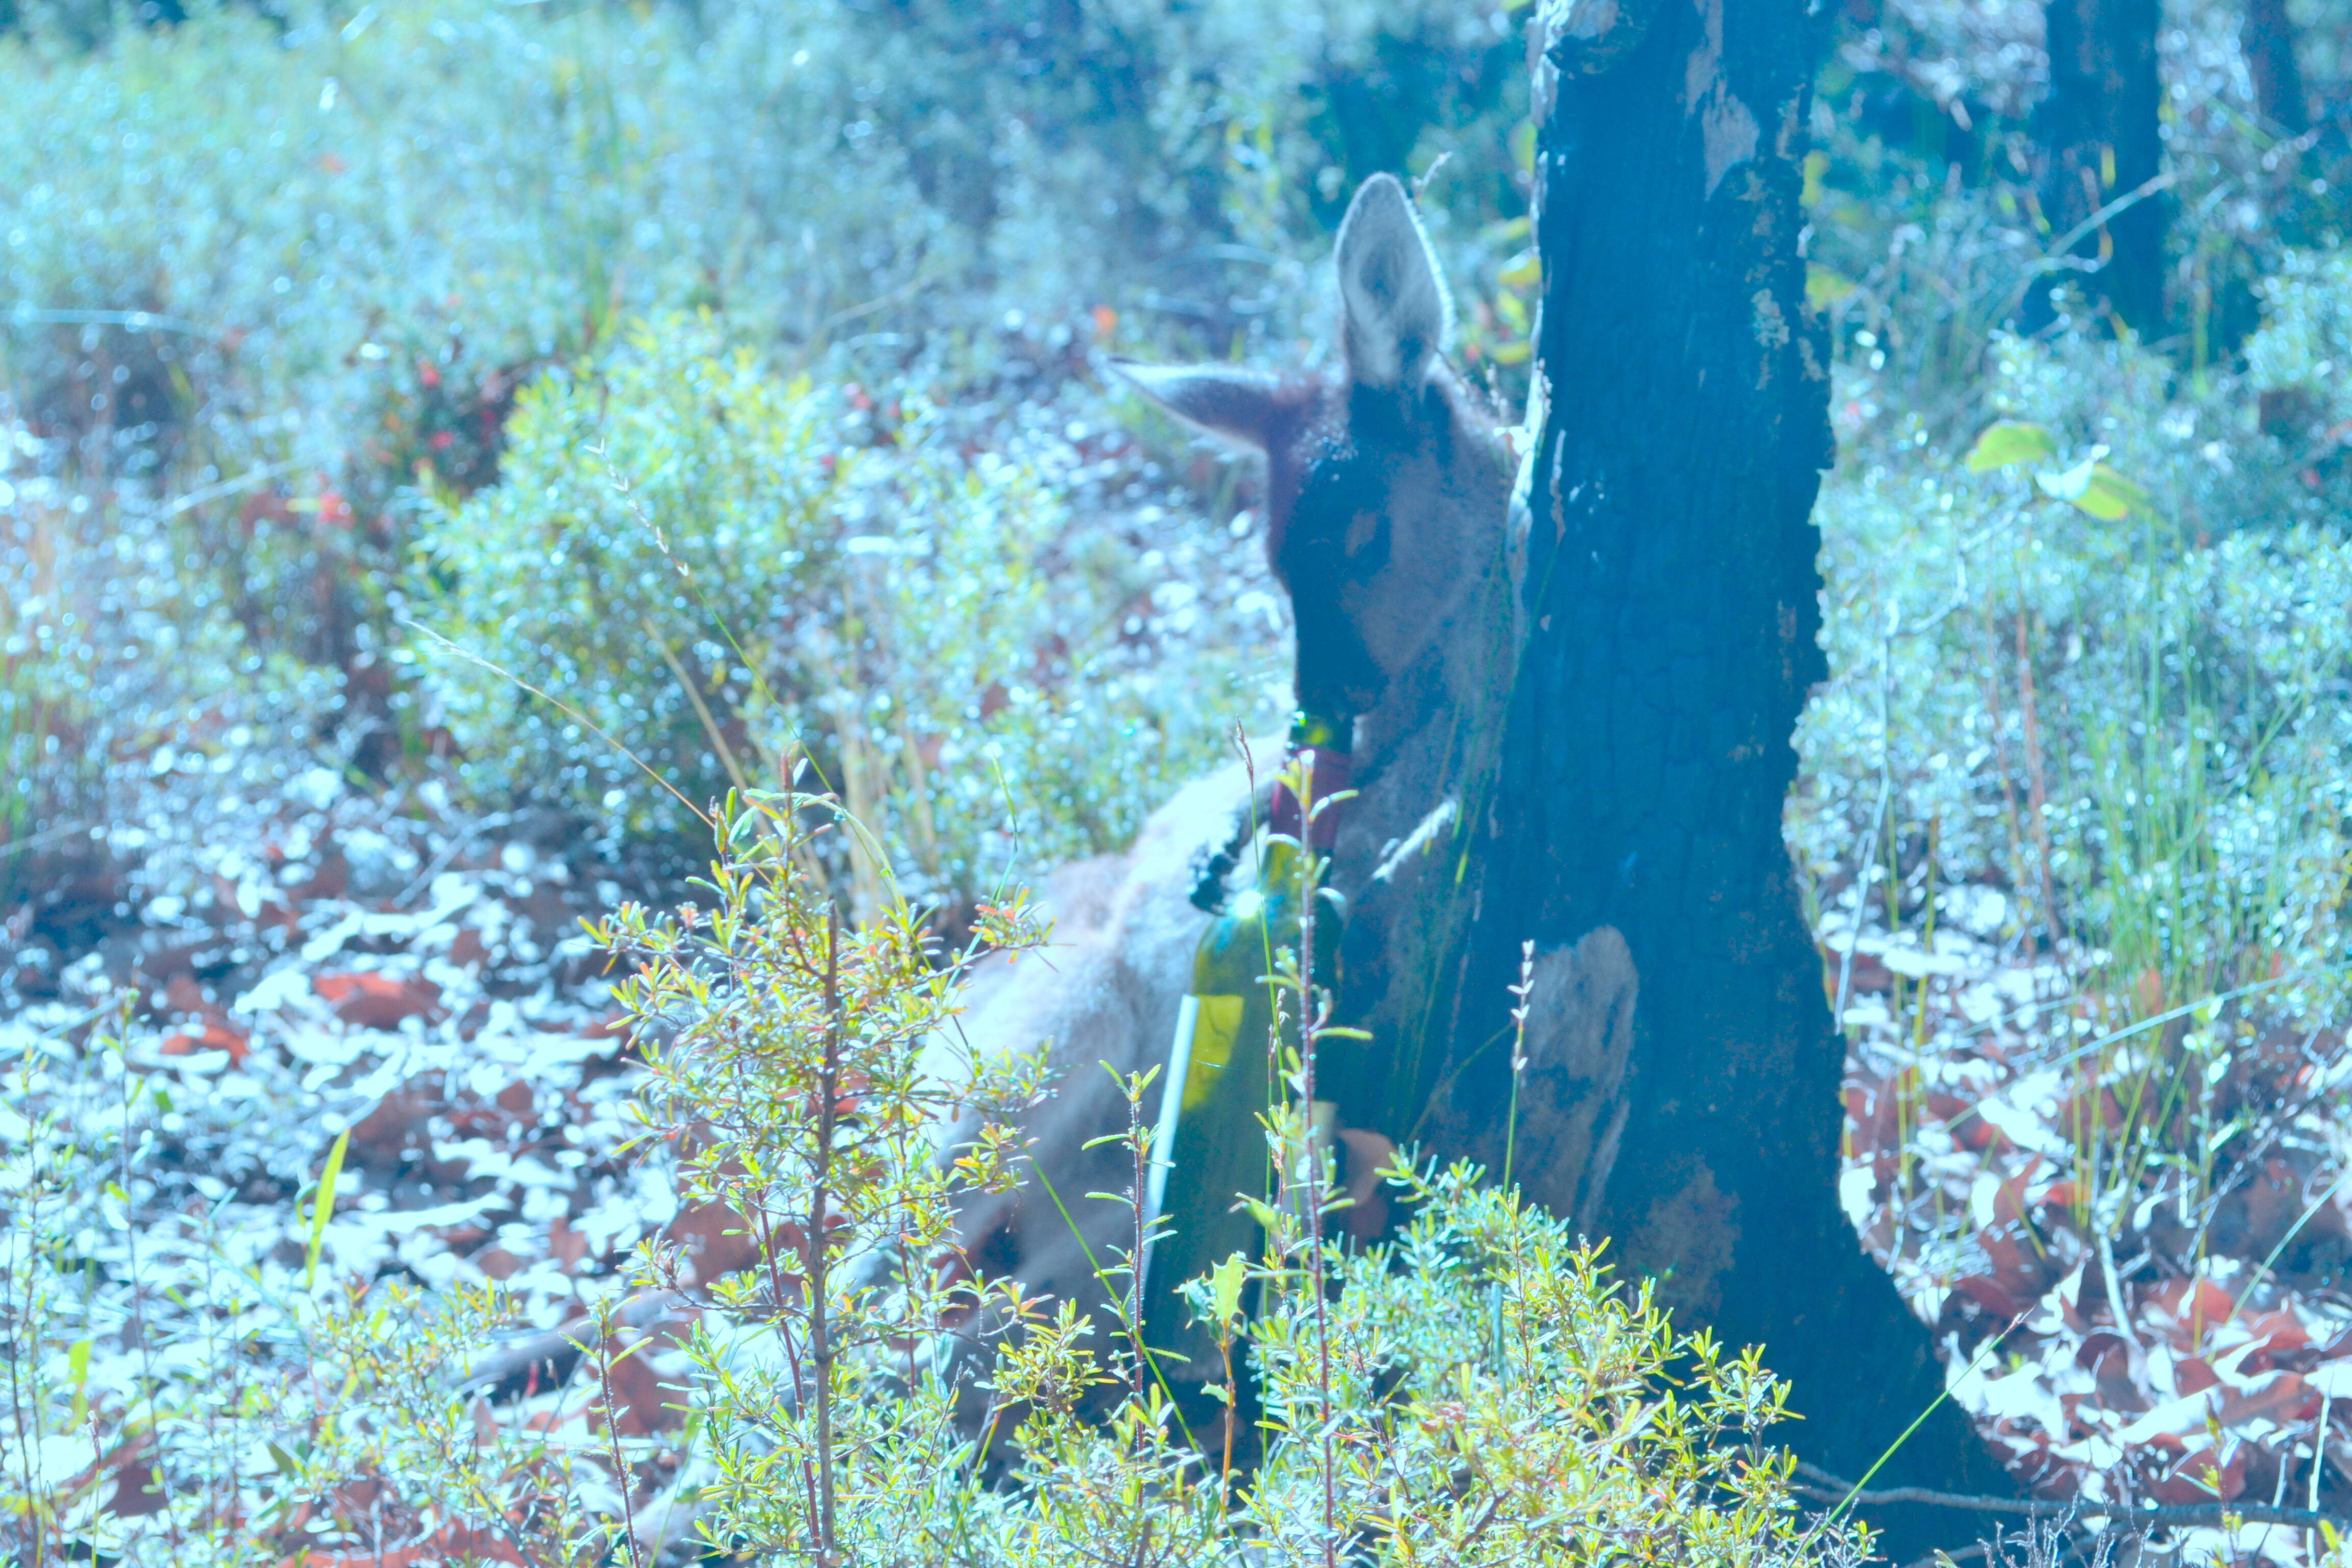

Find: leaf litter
1827;882;2352;1563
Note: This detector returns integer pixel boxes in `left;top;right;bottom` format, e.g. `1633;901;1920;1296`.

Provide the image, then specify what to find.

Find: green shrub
1795;329;2352;1014
5;793;1872;1566
597;791;1869;1567
413;318;1261;910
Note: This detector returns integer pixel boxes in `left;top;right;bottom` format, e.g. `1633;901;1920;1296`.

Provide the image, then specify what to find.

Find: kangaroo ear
1335;173;1451;391
1113;362;1286;453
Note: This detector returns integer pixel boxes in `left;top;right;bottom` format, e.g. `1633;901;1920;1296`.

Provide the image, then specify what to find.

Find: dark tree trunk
1406;0;2019;1553
2242;0;2310;136
2036;0;2167;333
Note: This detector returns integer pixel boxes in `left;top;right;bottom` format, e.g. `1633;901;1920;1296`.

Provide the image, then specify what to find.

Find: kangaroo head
1117;174;1508;721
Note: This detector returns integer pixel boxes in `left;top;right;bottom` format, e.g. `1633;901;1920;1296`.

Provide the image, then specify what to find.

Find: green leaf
305;1128;350;1292
1804;264;1854;311
1966;420;2058;472
2035;457;2151;520
2075;463;2154;521
266;1441;302;1478
68;1338;93;1426
1497;251;1540;291
1209;1251;1247;1325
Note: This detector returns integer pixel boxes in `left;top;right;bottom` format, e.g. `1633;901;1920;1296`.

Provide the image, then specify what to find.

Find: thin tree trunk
1408;0;2020;1553
2036;0;2167;333
2243;0;2310;136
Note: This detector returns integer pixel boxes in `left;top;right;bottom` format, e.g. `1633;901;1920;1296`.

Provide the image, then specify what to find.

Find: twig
592;1298;646;1568
398;618;710;825
642;615;752;794
1795;1461;2352;1531
1997;170;2180;320
4;304;209;335
145;458;310;522
0;818;96;863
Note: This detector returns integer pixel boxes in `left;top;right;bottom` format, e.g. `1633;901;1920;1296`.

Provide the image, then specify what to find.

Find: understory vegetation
6;0;2352;1559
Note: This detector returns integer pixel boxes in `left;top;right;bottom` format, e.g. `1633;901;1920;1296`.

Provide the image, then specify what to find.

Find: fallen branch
1794;1461;2352;1533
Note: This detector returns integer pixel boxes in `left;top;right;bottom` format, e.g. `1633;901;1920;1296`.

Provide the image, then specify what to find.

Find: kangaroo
465;181;1632;1563
944;173;1552;1398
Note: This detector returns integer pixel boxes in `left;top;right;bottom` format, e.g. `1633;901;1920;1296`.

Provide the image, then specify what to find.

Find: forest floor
10;740;2351;1562
1829;891;2352;1562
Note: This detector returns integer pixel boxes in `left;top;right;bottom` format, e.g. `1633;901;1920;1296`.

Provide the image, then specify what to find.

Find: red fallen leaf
578;1008;632;1041
2219;1370;2321;1428
2077;1331;2150;1413
159;975;253;1065
2176;1356;2221;1395
2240;1308;2311;1358
314;971;445;1029
1955;1273;2031;1318
473;1246;523;1281
667;1198;765;1286
160;1021;252;1067
1977;1229;2051;1307
2146;1442;2245;1505
347;1083;436;1165
1843;1077;1903;1152
549;1215;590;1270
2148;1277;2238;1350
2055;1081;2127;1137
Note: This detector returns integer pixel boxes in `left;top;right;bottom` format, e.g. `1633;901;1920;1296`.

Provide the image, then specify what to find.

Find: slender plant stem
1293;762;1337;1568
2013;600;2066;962
810;910;843;1563
595;1300;645;1568
1129;1088;1149;1408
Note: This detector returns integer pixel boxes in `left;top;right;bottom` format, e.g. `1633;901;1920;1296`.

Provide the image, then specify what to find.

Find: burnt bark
1415;0;2019;1552
2035;0;2168;332
2242;0;2310;136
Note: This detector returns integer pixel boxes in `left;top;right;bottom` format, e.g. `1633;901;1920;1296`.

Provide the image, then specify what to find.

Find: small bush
414;318;1257;910
595;791;1868;1567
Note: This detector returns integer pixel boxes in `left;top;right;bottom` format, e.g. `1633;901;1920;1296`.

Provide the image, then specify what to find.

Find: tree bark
2035;0;2167;333
1403;0;2019;1553
2242;0;2310;136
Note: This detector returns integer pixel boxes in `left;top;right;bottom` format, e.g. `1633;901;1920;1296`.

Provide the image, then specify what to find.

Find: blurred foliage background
0;0;1536;928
